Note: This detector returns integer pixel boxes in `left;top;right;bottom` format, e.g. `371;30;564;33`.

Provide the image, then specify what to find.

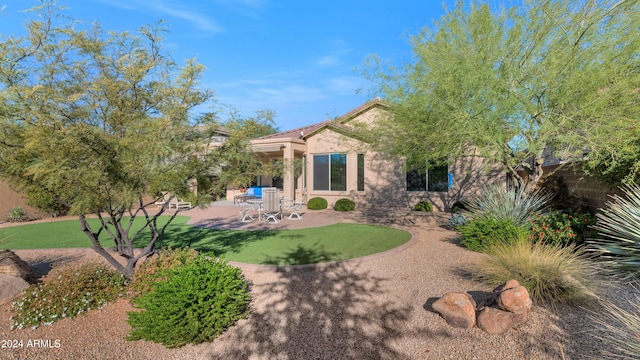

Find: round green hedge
414;201;433;212
307;197;328;210
127;253;250;348
334;198;355;211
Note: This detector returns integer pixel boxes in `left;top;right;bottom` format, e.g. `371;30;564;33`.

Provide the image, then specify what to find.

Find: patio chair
239;202;256;222
281;190;305;220
262;187;281;223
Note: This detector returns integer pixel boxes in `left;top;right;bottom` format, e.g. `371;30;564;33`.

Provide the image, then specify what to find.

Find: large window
406;161;449;192
313;154;347;191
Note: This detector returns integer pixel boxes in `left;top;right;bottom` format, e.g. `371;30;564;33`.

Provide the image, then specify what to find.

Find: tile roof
253;98;388;141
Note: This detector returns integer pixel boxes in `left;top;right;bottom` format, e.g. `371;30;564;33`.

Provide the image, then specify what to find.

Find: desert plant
7;207;27;222
588;291;640;359
589;185;640;279
333;198;355;212
471;237;601;304
414;201;433;212
458;217;530;252
127;253;251;348
11;262;125;329
448;213;467;227
465;184;553;226
307;197;328;210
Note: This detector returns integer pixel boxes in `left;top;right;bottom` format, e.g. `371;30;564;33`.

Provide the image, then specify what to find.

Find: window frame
312;153;347;191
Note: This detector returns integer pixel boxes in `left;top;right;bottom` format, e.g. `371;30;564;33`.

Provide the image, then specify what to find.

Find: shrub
458;217;530;252
127;253;251;348
451;201;469;213
128;248;199;297
471;238;601;304
307;197;328;210
589;185;640;279
7;207;27;222
11;262;125;329
414;201;433;212
588;293;640;359
333;198;355;211
530;211;597;247
448;213;467;227
465;184;553;226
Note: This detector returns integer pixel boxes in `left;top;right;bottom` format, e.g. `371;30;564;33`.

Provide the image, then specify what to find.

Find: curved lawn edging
228;228;418;272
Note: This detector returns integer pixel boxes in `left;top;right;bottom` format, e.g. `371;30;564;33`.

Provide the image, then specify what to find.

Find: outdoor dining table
245;199;264;221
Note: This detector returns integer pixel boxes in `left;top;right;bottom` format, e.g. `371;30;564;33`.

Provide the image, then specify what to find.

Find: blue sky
0;0;458;131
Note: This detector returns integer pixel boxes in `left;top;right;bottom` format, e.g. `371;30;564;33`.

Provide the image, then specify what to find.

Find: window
406;160;448;192
313;154;347;191
357;154;365;192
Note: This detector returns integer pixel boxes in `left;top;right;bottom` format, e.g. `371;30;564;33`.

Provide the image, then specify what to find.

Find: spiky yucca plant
589;293;640;359
464;184;553;226
589;185;640;279
471;235;601;304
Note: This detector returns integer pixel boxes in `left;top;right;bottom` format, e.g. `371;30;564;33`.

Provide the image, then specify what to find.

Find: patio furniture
246;198;264;221
281;188;306;220
239;202;256;222
262;188;281;223
169;199;192;209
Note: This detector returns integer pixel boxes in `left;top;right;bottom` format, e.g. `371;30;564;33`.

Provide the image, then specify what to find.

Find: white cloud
96;0;223;34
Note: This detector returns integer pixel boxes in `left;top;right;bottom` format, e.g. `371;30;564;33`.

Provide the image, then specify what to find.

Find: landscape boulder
0;249;33;281
0;273;30;305
476;306;528;334
432;291;477;329
496;283;532;315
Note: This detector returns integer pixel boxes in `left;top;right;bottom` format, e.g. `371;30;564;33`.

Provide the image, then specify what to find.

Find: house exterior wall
303;112;501;211
0;180;46;221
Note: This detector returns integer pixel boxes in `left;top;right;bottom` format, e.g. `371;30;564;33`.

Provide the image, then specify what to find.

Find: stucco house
228;98;501;211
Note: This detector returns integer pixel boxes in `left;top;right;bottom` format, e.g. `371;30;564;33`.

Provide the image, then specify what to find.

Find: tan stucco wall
304;112;503;211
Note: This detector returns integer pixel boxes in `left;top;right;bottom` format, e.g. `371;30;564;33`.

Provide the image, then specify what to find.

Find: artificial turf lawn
0;216;411;265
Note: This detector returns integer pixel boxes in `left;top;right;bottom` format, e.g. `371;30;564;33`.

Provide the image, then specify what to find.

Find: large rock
0;273;30;305
496;280;533;314
477;306;528;334
432;292;477;329
0;250;33;281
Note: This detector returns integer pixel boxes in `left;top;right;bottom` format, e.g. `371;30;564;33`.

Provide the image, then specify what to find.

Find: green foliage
363;0;640;186
458;217;530;252
530;211;597;247
7;207;27;223
589;185;640;279
451;201;469;213
471;239;601;304
414;201;433;212
589;292;640;359
127;254;251;348
11;262;125;329
465;184;552;227
24;187;70;217
128;248;199;297
307;197;328;210
333;198;355;212
0;5;220;277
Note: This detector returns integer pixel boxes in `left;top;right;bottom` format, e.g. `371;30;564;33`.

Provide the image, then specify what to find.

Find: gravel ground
0;211;632;360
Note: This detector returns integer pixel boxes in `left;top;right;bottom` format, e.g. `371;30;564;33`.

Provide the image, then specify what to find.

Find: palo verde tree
364;0;639;187
0;4;219;278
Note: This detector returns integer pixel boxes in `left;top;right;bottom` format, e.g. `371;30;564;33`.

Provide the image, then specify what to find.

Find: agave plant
589;185;640;279
464;184;553;226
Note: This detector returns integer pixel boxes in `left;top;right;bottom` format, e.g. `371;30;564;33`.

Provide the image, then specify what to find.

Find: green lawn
0;216;411;265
